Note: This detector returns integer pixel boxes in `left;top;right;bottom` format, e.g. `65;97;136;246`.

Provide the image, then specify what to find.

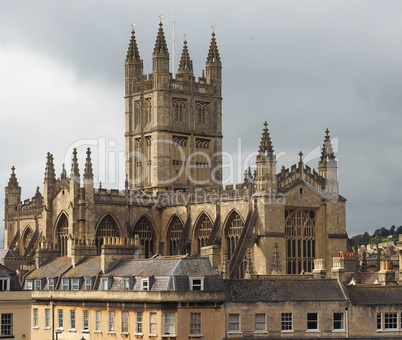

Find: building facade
3;23;348;278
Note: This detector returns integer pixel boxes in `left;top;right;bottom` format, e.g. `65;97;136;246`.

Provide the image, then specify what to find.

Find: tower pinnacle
71;148;80;179
320;128;335;162
258;121;274;157
126;25;142;63
44;153;56;183
84;147;94;180
178;40;193;75
206;31;221;65
153;22;169;56
7;166;19;188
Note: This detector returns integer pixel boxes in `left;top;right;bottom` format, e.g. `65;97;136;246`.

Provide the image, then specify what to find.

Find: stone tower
4;167;21;247
125;23;223;194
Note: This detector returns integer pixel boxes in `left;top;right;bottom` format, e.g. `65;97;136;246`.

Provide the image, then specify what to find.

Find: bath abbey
3;22;347;279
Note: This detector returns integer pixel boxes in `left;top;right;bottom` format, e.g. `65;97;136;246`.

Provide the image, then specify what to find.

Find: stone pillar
312;259;327;279
331;257;345;282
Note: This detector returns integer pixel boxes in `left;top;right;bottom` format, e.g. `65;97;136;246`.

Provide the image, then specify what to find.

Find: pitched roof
0;263;16;277
62;257;100;278
346;285;402;305
0;249;23;260
25;257;72;280
224;279;347;302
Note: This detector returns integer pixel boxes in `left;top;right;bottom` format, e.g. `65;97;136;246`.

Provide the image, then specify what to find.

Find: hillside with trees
350;225;402;247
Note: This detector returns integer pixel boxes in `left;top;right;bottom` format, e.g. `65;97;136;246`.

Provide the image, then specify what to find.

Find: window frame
307;312;319;331
141;278;149;291
71;278;80;290
108;311;115;333
57;309;63;330
48;278;54;290
61;278;69;290
33;308;39;328
101;278;109;291
228;313;241;333
163;313;176;336
85;278;92;290
281;313;293;332
149;312;157;335
1;313;13;337
0;278;10;291
121;311;129;333
34;279;41;290
384;312;398;330
95;310;101;332
82;310;89;331
69;310;76;330
190;277;204;291
136;311;143;334
190;312;202;335
122;278;130;291
45;308;50;329
333;312;345;331
254;313;267;332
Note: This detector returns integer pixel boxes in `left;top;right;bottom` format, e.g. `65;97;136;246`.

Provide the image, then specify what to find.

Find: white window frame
45;308;50;329
71;278;80;290
228;313;241;333
1;313;13;337
95;310;101;331
0;278;10;291
121;311;128;333
149;312;157;335
85;278;92;290
34;279;41;290
163;313;176;335
62;278;69;290
69;310;76;331
281;313;293;332
122;278;130;291
135;311;143;334
307;313;319;332
101;278;109;291
190;312;202;335
82;310;89;331
108;311;115;332
33;308;39;328
190;277;204;291
254;313;267;332
26;280;33;290
57;309;63;330
333;312;345;331
141;278;149;291
384;312;398;330
48;278;54;290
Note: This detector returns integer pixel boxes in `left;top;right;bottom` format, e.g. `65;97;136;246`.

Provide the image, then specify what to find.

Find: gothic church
3;23;348;278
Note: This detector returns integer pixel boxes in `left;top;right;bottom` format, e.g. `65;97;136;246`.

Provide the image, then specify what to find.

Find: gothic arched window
133;217;155;258
22;227;33;252
145;99;152;124
173;99;186;123
167;216;184;255
95;215;121;254
225;211;245;279
285;209;316;274
55;214;69;256
195;214;213;253
196;102;208;126
134;100;141;126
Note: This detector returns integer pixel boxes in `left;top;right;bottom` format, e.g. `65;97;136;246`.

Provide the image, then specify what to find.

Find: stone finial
206;31;221;65
320;128;335;161
126;26;142;63
7;166;19;188
271;243;282;274
71;148;80;180
153;22;169;56
178;40;193;75
44;153;56;183
84;147;94;180
61;163;67;180
258;121;274;156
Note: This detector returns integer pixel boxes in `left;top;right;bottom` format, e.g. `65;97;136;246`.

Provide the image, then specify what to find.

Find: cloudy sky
1;0;401;243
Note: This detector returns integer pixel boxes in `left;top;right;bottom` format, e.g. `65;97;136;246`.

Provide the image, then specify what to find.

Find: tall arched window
285;209;316;274
133;217;155;258
95;215;121;254
167;216;184;255
196;102;208;126
145;99;152;124
134;100;141;126
55;214;69;256
22;227;33;252
225;211;245;279
173;99;186;123
195;214;213;253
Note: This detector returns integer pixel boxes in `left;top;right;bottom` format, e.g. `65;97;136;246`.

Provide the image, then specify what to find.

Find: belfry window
285;209;316;274
196;102;208;126
173;99;186;123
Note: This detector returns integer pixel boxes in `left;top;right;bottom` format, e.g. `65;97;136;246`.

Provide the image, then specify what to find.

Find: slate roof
0;263;20;290
346;285;402;305
25;257;72;279
0;263;16;277
224;279;347;302
62;257;101;279
0;249;22;260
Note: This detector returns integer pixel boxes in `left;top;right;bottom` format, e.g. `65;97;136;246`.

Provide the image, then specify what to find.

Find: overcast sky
1;0;401;243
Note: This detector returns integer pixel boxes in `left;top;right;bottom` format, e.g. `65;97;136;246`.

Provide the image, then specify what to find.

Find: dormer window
141;278;149;291
71;278;80;290
122;278;130;291
26;280;33;290
190;277;204;291
85;278;92;290
0;278;10;291
101;278;109;291
34;279;42;290
48;278;54;290
62;278;69;290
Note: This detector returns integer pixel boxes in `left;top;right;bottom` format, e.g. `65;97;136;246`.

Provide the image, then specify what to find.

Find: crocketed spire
71;148;80;178
178;40;193;74
153;22;169;56
320;128;335;161
60;163;67;180
7;166;19;188
44;152;56;183
206;32;221;65
84;147;94;180
126;27;141;63
258;121;274;156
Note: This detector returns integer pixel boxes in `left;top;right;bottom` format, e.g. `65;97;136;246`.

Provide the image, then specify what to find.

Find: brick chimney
378;260;396;286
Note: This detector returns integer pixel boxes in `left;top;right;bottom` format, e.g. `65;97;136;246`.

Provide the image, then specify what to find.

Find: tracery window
196;102;208;126
285;209;316;274
22;227;33;251
145;136;152;186
95;215;121;254
134;100;141;126
168;216;184;255
145;99;152;124
55;214;69;256
225;212;246;279
173;99;186;123
195;214;213;253
172;136;188;184
133;217;155;258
